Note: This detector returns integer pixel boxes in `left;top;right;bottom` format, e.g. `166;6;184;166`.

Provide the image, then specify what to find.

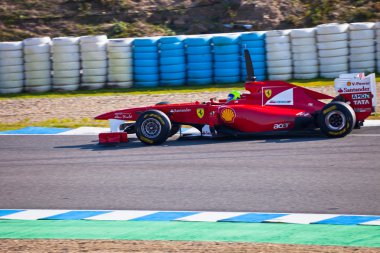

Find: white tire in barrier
350;67;375;73
294;73;318;79
108;58;133;67
349;53;375;62
53;61;80;70
267;66;292;75
320;71;347;78
25;78;51;86
317;33;348;42
0;50;22;58
53;77;80;85
81;51;107;61
376;22;380;29
266;43;290;52
107;46;132;53
349;39;374;48
292;45;317;53
292;52;318;61
80;35;107;44
52;37;80;46
316;23;349;34
349;22;375;30
266;59;292;68
24;85;51;92
108;66;132;75
319;56;348;65
107;81;133;88
290;28;315;38
24;53;50;62
53;52;80;62
108;51;132;59
0;65;23;73
0;72;24;81
23;37;51;46
317;41;347;50
266;36;290;44
293;59;318;67
0;41;23;51
0;87;23;94
107;73;133;82
291;37;315;46
0;57;23;66
349;45;375;54
82;60;107;69
320;63;348;73
0;80;23;88
266;30;291;37
81;75;106;83
294;65;318;74
350;30;375;40
80;83;105;90
268;73;292;80
25;70;51;79
349;60;375;69
52;45;79;53
318;48;349;57
24;44;50;54
82;68;107;76
108;38;133;47
266;51;291;60
53;84;80;91
80;42;107;52
53;70;80;78
376;43;380;52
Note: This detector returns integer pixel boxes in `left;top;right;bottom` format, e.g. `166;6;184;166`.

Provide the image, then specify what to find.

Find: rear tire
319;102;356;138
135;110;172;145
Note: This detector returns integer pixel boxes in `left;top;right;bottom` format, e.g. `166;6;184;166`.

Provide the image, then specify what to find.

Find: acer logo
274;123;289;129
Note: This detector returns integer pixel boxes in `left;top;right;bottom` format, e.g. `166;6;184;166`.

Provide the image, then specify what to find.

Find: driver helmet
227;90;241;102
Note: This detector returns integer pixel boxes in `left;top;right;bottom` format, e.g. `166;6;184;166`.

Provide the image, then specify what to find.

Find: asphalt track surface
0;127;379;215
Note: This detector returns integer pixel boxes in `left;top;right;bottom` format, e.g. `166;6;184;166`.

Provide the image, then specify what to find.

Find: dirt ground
1;239;380;253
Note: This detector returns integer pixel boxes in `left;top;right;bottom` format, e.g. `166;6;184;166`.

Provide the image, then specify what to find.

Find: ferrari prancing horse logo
265;89;272;98
197;108;204;119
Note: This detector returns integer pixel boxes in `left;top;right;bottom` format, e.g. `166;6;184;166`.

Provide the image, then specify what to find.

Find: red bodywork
95;80;373;142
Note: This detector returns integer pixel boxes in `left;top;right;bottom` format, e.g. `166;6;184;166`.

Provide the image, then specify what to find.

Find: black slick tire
135;110;172;145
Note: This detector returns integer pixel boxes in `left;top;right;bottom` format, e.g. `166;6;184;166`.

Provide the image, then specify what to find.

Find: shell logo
220;107;236;123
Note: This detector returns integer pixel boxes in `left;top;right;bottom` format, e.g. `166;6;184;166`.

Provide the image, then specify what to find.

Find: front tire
319;101;356;138
135;110;172;145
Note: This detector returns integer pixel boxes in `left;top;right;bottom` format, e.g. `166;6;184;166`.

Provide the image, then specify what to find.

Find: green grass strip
0;220;379;247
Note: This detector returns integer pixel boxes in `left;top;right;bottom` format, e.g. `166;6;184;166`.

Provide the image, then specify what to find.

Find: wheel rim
325;110;346;131
141;118;161;138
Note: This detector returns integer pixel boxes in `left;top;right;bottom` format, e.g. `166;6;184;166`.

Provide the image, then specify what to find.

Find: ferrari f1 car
95;50;376;145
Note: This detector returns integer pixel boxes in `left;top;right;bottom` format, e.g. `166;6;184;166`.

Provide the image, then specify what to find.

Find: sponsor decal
354;108;372;113
114;112;133;120
352;99;370;105
352;93;370;100
265;89;272;98
338;86;370;94
220;107;236;123
347;81;351;86
264;88;294;106
169;108;191;113
197;108;205;119
323;105;336;115
296;112;311;117
273;123;289;130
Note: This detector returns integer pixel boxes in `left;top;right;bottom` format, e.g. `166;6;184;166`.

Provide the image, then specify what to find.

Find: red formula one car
95;51;376;145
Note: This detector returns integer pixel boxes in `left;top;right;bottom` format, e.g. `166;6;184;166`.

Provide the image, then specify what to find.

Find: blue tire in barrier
213;54;239;62
133;46;157;53
240;32;266;41
187;61;213;70
241;68;266;76
241;47;265;55
241;61;266;69
160;72;186;80
160;79;186;86
187;78;213;85
159;36;185;44
159;42;184;50
240;40;265;48
134;59;158;67
213;44;240;54
214;61;240;69
212;35;240;45
214;76;241;84
134;74;159;82
214;68;240;77
134;66;159;74
134;81;159;87
133;38;159;46
187;54;212;63
187;69;213;78
242;54;266;62
256;75;266;81
159;49;185;57
159;56;185;65
184;36;211;46
160;64;186;73
185;46;211;55
134;52;158;60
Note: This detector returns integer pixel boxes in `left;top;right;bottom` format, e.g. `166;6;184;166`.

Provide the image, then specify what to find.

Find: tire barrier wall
1;22;380;93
